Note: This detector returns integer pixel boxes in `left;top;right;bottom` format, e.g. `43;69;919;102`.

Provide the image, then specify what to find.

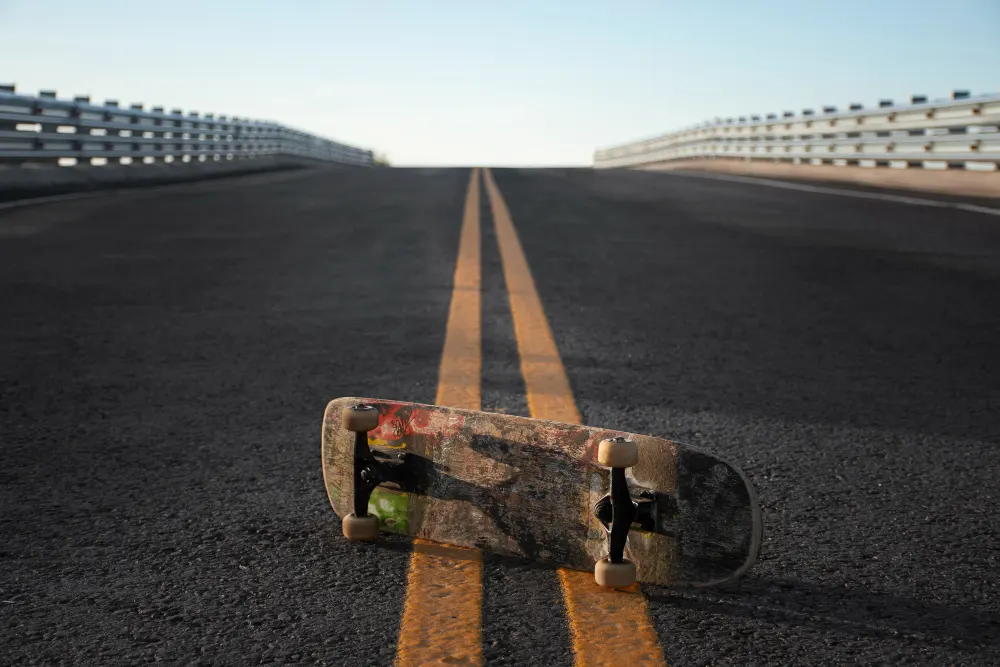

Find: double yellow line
396;168;666;666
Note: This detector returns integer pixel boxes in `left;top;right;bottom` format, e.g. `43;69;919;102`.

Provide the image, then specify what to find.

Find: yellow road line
481;170;580;425
482;167;667;667
396;168;484;667
557;569;668;666
435;167;483;412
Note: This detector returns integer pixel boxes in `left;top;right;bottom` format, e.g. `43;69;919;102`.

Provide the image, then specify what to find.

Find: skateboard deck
322;397;763;587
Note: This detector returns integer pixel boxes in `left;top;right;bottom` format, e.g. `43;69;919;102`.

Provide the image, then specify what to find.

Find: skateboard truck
592;437;642;588
340;403;413;541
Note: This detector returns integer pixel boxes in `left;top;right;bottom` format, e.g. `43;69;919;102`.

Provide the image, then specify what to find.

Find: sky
1;0;998;166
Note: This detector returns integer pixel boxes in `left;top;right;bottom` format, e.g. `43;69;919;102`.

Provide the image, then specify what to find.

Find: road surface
2;166;998;665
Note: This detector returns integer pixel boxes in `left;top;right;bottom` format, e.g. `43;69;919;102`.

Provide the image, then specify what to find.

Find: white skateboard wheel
597;438;638;468
342;405;379;432
342;513;379;541
594;557;637;588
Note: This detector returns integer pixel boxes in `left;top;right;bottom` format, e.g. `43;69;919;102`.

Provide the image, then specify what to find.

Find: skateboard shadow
643;576;1000;651
402;433;596;568
398;431;756;582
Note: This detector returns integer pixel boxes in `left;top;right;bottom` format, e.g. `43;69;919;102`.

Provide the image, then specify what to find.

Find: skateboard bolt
360;467;377;484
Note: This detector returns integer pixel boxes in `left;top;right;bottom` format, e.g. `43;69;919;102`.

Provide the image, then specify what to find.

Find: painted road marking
0;167;317;212
665;170;1000;216
484;169;579;424
956;203;1000;217
396;168;485;667
482;168;667;667
435;167;483;412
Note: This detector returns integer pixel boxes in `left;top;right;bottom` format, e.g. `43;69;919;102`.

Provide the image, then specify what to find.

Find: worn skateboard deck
322;397;763;587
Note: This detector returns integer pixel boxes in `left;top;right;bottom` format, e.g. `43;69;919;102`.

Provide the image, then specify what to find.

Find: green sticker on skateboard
369;488;409;534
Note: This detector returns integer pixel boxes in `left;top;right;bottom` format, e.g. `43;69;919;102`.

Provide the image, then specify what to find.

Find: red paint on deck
369;401;466;445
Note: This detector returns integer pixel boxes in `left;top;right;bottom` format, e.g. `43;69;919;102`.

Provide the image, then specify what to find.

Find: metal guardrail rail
594;91;1000;170
0;84;373;167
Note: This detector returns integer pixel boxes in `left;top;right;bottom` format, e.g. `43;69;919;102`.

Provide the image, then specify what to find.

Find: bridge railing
594;91;1000;170
0;85;373;167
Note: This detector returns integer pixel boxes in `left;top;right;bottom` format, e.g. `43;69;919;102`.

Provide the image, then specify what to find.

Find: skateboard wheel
597;438;638;468
342;404;379;432
594;557;637;588
342;513;379;541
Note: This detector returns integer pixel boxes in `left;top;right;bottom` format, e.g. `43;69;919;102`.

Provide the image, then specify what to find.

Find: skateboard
321;397;763;588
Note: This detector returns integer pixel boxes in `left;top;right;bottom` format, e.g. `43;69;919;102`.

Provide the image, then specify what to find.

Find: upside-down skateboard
321;397;763;588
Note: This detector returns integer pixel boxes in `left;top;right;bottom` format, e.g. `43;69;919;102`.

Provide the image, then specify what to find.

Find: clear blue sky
1;0;997;166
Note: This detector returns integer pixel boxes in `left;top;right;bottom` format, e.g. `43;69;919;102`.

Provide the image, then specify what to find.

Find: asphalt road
2;166;998;666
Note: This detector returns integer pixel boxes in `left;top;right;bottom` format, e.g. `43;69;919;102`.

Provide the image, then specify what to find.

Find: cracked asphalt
1;166;998;665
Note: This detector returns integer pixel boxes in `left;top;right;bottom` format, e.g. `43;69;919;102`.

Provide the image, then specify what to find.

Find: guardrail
0;84;373;167
594;91;1000;170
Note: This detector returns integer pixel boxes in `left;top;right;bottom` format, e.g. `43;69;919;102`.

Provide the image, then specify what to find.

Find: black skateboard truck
592;436;645;587
339;403;414;541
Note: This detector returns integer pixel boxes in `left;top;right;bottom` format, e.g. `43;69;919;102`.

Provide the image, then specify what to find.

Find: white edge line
663;170;1000;216
956;203;1000;217
0;190;108;212
0;166;318;213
